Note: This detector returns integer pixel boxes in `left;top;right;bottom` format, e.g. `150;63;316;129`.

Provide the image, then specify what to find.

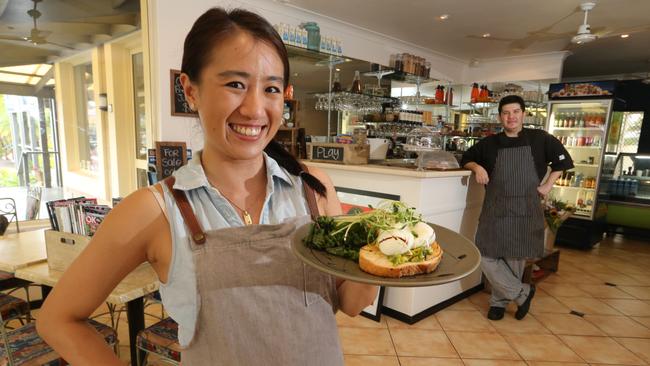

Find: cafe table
2;229;159;366
14;261;158;366
0;229;48;273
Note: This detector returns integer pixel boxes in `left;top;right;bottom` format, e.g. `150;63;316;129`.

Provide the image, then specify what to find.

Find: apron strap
299;164;321;220
163;176;207;245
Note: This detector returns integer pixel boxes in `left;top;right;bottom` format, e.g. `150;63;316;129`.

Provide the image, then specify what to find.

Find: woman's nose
239;89;265;120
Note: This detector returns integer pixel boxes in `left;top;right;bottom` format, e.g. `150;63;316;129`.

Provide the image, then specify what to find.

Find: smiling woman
36;7;378;366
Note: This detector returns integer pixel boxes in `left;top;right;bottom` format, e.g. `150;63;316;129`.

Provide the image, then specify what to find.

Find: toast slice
358;242;443;278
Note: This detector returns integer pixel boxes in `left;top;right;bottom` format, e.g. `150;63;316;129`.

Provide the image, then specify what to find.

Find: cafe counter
303;161;485;323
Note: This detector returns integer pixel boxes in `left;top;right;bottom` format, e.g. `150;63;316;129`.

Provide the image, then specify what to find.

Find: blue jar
301;22;320;51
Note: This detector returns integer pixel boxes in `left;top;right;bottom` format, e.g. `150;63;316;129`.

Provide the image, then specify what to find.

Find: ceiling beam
0;81;54;98
33;67;53;93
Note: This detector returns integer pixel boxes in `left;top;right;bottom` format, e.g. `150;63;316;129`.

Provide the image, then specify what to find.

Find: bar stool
0;294;29;325
136;317;180;365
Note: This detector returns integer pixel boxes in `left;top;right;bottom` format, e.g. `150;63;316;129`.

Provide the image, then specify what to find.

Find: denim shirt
158;150;309;347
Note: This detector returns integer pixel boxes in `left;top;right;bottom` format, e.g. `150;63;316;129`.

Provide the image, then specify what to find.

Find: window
73;63;98;172
132;52;147;160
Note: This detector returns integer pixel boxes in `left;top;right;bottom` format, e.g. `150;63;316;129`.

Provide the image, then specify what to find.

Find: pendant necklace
221;193;253;225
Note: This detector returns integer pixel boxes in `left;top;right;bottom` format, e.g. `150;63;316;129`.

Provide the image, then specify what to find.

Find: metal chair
136;317;180;366
0;197;19;234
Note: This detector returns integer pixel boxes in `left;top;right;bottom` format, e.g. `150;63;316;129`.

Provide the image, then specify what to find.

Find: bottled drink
350;70;362;94
395;54;403;72
446;87;454;106
332;71;342;92
435;85;444;103
471;83;480;103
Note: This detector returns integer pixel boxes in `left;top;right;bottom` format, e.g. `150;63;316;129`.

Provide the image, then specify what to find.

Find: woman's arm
308;167;379;316
36;188;171;365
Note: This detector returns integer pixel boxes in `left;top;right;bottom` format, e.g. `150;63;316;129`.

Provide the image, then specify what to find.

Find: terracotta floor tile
399;357;464;366
555;296;622;315
525;362;587;366
436;310;496;332
538;283;591;297
555;271;604;285
390;329;457;358
534;313;604;336
602;299;650;317
461;360;526;366
631;316;650;328
529;296;572;315
445;331;519;360
444;298;479;311
574;284;636;299
338;327;395;356
343;355;399;366
501;334;582;362
590;272;644;286
336;311;387;328
628;275;650;286
615;338;650;364
486;313;551;335
467;292;518;313
559;335;645;365
620;286;650;300
584;315;650;338
385;314;442;330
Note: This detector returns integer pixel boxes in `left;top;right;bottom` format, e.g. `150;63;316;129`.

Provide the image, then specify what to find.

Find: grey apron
474;143;544;259
163;177;342;366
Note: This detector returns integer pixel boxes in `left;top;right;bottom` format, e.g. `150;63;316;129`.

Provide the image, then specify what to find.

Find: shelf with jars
311;91;396;112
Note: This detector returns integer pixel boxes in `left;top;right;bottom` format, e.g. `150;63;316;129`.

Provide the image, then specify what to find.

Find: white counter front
304;161;485;321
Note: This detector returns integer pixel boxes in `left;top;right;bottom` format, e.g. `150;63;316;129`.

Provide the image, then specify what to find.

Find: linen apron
474;143;544;259
163;177;343;366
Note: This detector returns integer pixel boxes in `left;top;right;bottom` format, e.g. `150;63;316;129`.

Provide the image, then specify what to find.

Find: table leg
126;298;145;366
41;285;52;300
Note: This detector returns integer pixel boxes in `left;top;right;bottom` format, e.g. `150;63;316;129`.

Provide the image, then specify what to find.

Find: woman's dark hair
181;8;326;196
498;94;526;114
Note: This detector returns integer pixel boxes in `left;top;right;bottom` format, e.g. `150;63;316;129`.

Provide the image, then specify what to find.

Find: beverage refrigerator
545;81;620;248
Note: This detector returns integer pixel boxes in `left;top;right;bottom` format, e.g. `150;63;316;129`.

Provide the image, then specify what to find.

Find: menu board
170;69;198;116
155;141;188;179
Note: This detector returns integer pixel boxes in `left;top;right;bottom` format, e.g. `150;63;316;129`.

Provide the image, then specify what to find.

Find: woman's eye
226;81;245;89
266;86;281;93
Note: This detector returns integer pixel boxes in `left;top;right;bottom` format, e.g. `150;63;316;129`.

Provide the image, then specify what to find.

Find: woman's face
183;31;285;161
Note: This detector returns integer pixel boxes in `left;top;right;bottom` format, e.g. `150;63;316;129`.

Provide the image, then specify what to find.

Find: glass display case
546;99;614;220
598;152;650;207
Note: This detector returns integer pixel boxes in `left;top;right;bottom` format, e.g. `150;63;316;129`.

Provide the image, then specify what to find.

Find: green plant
543;197;575;233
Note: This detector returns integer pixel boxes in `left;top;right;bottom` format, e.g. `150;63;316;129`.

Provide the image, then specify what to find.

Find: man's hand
473;165;490;185
537;183;553;197
464;162;489;185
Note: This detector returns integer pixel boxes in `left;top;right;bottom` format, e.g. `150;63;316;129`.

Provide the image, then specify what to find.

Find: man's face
499;103;524;135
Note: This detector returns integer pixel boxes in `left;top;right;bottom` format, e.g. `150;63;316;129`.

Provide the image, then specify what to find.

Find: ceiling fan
571;2;597;44
0;0;75;50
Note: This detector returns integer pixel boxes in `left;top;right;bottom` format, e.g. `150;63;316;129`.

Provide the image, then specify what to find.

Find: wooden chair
136;317;180;366
0;310;118;366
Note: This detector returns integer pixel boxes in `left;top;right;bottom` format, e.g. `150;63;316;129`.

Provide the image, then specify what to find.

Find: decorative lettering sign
312;145;344;162
155;141;188;179
170;69;197;117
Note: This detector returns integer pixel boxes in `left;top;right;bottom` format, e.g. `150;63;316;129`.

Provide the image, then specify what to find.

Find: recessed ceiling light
620;34;630;38
335;68;341;71
438;14;449;20
482;33;491;38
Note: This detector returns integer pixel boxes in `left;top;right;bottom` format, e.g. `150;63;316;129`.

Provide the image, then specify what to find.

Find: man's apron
474;143;545;259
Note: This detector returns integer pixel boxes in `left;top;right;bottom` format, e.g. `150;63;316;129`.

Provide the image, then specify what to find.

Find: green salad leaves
303;201;422;262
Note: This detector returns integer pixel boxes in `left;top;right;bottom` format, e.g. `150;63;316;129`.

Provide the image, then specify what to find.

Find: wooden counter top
303;161;472;178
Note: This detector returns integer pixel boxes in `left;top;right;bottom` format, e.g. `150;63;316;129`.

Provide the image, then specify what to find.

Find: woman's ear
180;73;198;111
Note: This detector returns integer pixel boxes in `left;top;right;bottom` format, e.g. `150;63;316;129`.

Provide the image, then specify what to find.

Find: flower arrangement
543;197;575;234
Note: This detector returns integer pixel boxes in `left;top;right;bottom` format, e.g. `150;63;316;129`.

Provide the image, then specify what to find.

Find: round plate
292;222;481;287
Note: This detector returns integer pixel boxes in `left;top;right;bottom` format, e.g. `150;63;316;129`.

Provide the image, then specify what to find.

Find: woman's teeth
231;124;262;137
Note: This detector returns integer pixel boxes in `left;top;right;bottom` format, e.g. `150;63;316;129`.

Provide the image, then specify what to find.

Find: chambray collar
172;150;295;191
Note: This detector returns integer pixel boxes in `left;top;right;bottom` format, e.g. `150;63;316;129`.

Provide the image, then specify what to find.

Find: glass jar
301;22;321;51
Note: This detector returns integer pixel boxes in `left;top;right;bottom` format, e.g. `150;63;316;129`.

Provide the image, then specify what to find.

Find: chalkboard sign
170;69;197;117
311;145;344;162
156;141;188;179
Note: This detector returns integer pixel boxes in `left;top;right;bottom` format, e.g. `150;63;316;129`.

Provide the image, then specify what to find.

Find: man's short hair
498;95;526;114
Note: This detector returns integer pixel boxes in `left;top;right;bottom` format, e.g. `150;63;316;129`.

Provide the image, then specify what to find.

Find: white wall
461;51;569;85
147;0;568;148
147;0;466;150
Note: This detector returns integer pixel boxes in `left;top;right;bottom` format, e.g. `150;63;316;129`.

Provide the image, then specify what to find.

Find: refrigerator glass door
546;99;613;220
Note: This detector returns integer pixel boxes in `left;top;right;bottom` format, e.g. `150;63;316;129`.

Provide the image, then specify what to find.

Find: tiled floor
4;233;649;365
335;233;650;366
